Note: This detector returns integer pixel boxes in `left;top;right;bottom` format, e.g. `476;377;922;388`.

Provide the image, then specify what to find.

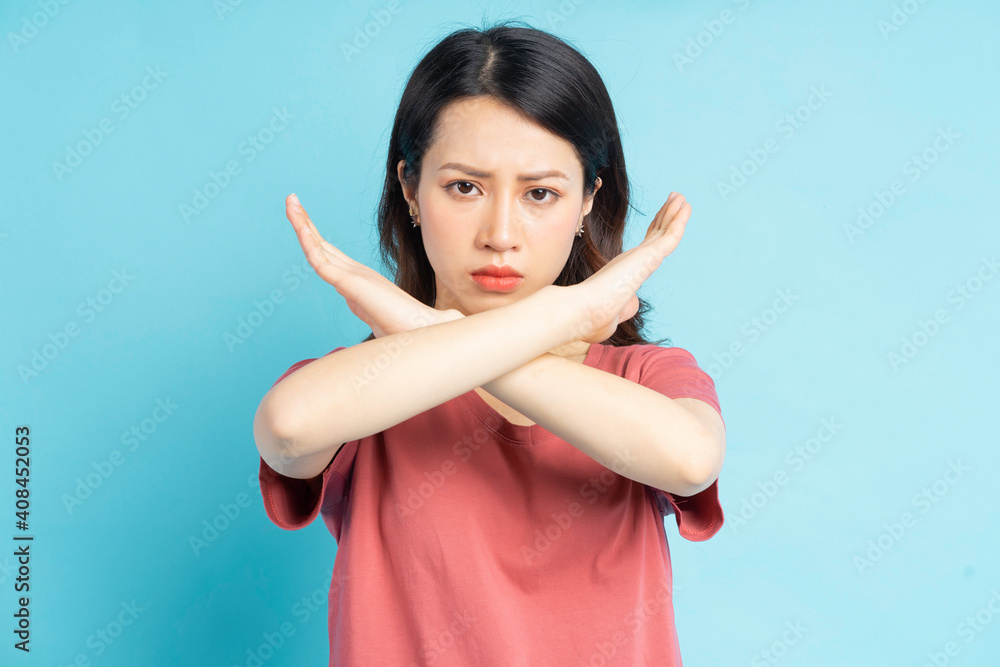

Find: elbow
682;466;718;497
682;436;726;497
253;394;303;474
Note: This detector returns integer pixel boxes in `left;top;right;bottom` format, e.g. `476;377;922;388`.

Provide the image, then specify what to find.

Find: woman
254;20;726;666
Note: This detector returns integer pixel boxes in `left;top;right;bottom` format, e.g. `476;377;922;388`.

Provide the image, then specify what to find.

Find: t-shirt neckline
458;342;605;444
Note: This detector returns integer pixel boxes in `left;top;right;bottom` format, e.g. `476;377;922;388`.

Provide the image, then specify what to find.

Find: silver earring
409;206;419;227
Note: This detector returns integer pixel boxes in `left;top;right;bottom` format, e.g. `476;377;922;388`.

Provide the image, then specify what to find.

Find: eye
446;181;480;197
528;188;559;204
444;181;560;206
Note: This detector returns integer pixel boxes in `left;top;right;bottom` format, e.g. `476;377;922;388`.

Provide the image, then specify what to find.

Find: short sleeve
636;345;725;542
258;346;355;531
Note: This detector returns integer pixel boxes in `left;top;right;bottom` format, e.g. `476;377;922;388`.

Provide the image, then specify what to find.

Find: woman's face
397;96;600;316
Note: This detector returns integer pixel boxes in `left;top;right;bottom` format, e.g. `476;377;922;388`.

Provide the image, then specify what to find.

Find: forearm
482;354;717;497
261;285;582;464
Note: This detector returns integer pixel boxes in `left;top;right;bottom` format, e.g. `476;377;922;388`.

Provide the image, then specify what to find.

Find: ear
582;176;602;217
397;159;414;204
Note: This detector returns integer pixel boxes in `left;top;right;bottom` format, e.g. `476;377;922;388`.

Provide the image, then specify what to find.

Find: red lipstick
471;265;523;292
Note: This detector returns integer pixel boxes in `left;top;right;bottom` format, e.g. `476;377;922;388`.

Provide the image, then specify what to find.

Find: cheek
521;231;576;283
419;223;465;280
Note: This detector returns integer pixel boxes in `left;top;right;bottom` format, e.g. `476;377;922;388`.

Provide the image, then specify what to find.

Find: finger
286;194;333;250
285;200;341;277
286;194;360;265
643;199;672;241
292;217;333;273
647;197;682;239
666;201;691;230
648;192;684;235
652;195;674;222
663;193;686;223
285;193;313;235
285;196;355;274
661;202;691;249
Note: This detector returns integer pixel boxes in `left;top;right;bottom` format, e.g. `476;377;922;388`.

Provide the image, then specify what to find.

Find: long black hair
362;19;669;348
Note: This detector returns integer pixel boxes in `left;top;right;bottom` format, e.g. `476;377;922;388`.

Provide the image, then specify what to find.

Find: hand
567;191;691;344
284;193;464;337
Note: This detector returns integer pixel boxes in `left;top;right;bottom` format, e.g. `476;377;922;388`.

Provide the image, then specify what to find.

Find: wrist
534;284;592;347
404;306;464;334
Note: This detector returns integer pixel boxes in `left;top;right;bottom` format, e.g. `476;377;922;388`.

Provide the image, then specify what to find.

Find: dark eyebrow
438;162;569;182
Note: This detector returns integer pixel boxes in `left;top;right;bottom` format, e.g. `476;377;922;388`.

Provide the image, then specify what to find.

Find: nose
476;196;521;252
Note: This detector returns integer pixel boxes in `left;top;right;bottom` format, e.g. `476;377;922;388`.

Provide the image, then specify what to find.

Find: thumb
621;294;640;323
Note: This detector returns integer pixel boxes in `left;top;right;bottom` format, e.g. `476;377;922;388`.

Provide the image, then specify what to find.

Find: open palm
284;194;461;337
570;191;691;344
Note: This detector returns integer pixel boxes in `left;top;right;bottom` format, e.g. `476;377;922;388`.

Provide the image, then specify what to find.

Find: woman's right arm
253;284;582;479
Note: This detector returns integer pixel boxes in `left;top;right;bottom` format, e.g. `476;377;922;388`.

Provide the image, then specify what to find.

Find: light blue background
2;0;998;665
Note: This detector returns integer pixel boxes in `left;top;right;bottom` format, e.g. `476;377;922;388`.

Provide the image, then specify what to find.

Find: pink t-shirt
258;342;725;666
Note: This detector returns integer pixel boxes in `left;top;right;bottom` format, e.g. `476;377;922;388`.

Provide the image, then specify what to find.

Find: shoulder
598;342;701;372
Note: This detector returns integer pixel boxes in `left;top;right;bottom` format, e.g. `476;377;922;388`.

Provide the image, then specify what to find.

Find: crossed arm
482;351;725;498
255;284;725;497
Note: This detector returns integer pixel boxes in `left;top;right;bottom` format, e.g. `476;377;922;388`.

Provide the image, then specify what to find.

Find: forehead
425;97;582;179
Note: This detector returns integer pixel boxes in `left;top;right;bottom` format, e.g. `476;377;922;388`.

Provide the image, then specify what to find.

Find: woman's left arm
482;354;726;498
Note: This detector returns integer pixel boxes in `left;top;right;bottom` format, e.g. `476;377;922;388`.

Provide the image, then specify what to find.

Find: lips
471;265;522;278
471;273;523;293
